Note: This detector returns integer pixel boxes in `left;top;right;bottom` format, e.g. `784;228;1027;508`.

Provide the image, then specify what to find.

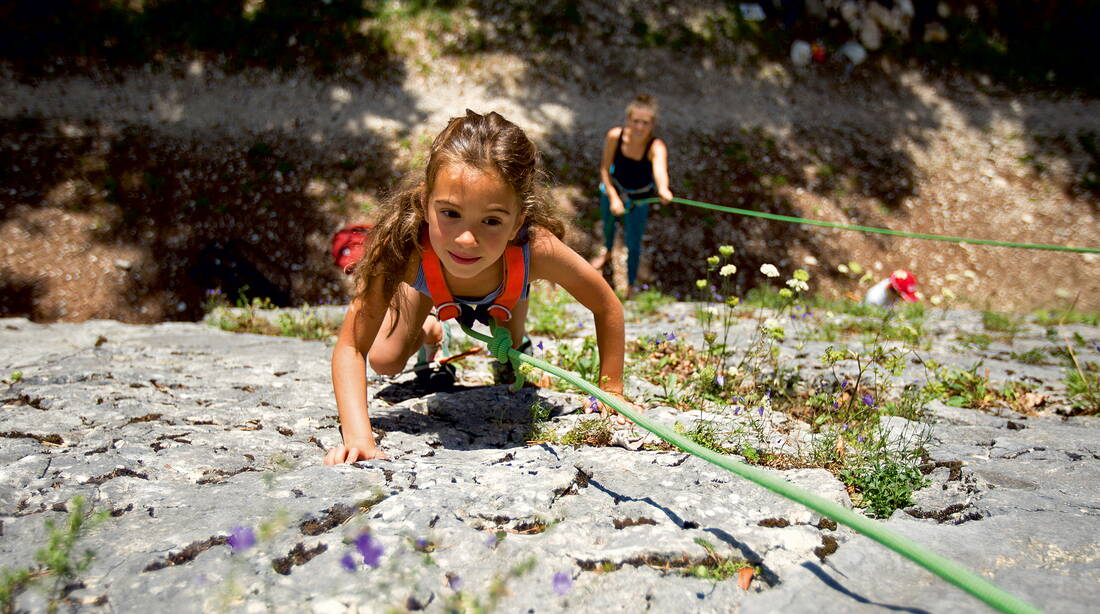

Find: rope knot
487;326;513;363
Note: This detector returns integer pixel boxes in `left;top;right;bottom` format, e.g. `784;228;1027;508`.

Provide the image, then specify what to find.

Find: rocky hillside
1;295;1097;612
2;2;1100;323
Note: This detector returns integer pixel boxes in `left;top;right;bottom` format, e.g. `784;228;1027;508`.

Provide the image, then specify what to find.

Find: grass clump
628;287;674;317
1064;363;1100;416
685;538;753;582
981;310;1023;335
560;418;612;447
840;458;928;519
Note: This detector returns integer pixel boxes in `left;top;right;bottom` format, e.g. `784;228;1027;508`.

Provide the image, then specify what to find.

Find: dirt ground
2;45;1099;323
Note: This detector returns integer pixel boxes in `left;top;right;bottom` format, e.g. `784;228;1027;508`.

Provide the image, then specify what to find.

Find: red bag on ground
331;224;373;274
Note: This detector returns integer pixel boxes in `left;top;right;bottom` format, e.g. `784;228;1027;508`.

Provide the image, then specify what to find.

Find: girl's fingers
323;445;343;466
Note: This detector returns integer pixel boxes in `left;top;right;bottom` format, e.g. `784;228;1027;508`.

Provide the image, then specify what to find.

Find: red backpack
331;224;373;274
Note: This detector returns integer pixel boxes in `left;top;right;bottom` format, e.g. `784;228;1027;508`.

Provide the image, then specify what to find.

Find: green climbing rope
460;323;1044;614
635;196;1100;254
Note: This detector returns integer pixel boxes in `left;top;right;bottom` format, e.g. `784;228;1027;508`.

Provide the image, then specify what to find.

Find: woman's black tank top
611;132;655;191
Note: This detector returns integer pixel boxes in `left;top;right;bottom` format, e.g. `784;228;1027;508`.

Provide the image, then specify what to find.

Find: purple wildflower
340;552;358;572
485;533;500;548
447;573;463;591
537;341;544;351
666;332;677;342
587;396;600;412
757;407;764;416
841;381;848;390
642;284;650;291
355;533;384;568
552;571;573;596
832;400;840;409
733;396;745;403
716;374;725;387
842;423;850;431
862;393;874;407
227;526;255;552
857;435;866;443
733;407;742;415
415;538;430;551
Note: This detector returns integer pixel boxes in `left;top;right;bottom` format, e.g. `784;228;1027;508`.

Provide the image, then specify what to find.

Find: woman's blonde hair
625;94;659;121
354;110;565;324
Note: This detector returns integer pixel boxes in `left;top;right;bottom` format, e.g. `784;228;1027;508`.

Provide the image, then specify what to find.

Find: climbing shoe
413;343;457;392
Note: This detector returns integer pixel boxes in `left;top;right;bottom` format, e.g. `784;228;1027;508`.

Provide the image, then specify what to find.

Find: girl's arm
650;138;673;203
529;228;625;395
325;270;402;465
599;127;626;216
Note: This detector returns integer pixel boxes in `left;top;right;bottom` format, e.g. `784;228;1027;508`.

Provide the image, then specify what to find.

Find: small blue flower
857;435;866;443
537;341;544;351
587;396;600;412
227;526;255;552
552;571;573;596
841;381;848;390
485;533;500;548
447;573;463;591
832;400;840;409
715;374;725;387
340;552;358;572
666;332;677;342
355;533;384;568
642;284;650;290
733;406;742;415
415;538;429;551
862;393;874;407
757;407;764;416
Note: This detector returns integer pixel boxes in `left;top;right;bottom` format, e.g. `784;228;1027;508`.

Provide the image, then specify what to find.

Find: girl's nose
455;227;477;247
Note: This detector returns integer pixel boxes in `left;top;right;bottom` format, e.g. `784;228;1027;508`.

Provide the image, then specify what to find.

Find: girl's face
625;108;655;140
425;164;525;283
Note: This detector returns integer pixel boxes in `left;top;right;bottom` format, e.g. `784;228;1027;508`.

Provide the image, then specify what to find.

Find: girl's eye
483;218;502;226
441;209;460;219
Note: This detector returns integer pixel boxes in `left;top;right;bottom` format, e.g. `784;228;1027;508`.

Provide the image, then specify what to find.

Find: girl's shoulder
525;225;567;262
605;126;624;141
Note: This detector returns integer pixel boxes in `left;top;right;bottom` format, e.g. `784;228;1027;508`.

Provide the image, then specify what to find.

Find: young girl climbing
324;110;628;465
589;94;674;297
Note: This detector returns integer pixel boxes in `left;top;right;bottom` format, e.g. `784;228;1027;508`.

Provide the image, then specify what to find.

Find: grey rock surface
1;310;1098;613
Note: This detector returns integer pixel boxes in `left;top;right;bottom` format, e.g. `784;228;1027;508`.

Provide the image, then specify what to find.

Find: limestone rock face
1;315;1098;613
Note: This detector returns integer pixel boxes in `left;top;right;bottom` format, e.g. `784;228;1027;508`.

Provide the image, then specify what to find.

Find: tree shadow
0;93;422;321
0;0;401;80
0;271;43;320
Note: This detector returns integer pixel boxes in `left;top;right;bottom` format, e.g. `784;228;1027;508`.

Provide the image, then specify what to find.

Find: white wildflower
760;263;780;278
720;264;737;277
786;278;809;292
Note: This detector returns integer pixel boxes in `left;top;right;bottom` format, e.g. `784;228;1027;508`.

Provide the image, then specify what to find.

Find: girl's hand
324;441;387;465
658;188;673;204
609;197;626;217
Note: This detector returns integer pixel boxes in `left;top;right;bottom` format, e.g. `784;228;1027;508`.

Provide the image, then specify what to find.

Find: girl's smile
425;164;524;292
